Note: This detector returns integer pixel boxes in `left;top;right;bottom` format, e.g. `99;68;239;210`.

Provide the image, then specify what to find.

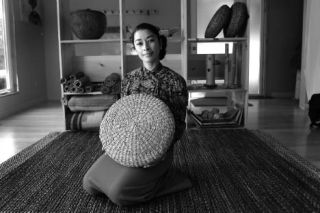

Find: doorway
261;0;303;98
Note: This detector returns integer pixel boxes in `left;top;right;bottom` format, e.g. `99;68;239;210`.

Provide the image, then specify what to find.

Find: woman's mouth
143;52;153;57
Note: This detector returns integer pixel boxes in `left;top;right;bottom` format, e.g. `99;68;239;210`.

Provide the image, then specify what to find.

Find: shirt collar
142;63;163;73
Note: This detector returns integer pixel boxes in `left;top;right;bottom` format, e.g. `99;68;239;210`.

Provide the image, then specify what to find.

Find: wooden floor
0;101;65;164
246;99;320;168
0;99;320;168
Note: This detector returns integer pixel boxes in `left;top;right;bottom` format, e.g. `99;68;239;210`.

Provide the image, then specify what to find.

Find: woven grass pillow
99;94;175;168
223;2;249;38
205;5;231;38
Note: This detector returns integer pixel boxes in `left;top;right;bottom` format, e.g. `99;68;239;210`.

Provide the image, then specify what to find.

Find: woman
83;23;192;206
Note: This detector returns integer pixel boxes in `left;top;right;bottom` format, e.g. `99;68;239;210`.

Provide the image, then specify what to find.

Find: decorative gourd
223;2;249;38
205;5;231;38
70;9;106;39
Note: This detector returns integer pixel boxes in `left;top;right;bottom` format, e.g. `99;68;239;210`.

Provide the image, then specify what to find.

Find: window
0;0;18;95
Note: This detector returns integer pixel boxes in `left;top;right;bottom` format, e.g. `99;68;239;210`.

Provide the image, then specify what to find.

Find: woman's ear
159;36;164;50
131;44;137;55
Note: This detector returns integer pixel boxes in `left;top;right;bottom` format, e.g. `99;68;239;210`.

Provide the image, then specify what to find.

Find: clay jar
70;9;106;39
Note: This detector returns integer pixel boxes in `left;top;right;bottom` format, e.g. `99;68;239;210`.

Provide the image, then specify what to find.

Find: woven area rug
1;129;320;212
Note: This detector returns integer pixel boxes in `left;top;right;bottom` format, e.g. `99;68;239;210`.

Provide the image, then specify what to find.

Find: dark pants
82;150;192;206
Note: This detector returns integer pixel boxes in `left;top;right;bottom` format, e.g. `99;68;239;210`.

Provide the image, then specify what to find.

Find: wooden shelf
187;37;247;43
60;39;121;44
123;38;183;43
63;91;103;96
188;87;247;93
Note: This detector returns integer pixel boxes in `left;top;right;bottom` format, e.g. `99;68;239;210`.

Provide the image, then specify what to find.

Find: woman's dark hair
130;23;167;60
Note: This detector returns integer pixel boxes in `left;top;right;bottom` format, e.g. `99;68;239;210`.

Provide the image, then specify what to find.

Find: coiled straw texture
99;94;175;168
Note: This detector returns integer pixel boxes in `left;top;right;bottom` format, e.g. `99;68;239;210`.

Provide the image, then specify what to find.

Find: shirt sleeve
121;72;133;97
120;77;128;97
170;76;188;142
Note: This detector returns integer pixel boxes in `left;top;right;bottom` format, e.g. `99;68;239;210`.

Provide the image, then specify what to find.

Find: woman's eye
135;42;142;46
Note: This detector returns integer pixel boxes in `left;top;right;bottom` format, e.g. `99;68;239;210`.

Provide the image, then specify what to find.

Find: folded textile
67;95;118;112
66;111;107;131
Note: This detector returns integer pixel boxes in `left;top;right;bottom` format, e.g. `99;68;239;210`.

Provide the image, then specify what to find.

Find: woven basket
99;94;175;168
205;5;231;38
70;9;106;39
223;2;249;38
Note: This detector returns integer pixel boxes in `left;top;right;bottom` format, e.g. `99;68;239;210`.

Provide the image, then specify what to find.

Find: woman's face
133;29;160;66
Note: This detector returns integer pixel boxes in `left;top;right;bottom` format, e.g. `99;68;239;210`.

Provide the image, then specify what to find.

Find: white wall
0;1;47;119
301;0;320;100
43;0;60;101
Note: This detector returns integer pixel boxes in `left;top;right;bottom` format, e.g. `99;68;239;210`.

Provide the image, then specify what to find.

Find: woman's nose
143;42;150;50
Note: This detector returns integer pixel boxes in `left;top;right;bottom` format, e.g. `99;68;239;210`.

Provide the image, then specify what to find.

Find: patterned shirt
121;63;188;142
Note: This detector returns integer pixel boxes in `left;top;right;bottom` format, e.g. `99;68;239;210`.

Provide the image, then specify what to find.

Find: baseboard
0;98;46;120
249;92;295;99
270;92;294;99
249;95;273;99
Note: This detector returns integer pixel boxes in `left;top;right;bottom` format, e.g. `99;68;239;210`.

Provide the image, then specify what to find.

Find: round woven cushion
99;94;175;168
205;5;231;38
223;2;249;38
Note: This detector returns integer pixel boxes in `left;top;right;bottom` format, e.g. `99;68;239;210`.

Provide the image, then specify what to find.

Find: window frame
0;0;18;96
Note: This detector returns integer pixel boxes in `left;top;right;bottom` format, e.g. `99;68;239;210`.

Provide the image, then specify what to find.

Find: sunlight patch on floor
0;133;17;163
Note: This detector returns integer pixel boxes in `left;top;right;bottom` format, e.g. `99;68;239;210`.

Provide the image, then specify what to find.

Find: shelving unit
56;0;122;130
56;0;183;130
57;0;249;130
181;0;249;128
